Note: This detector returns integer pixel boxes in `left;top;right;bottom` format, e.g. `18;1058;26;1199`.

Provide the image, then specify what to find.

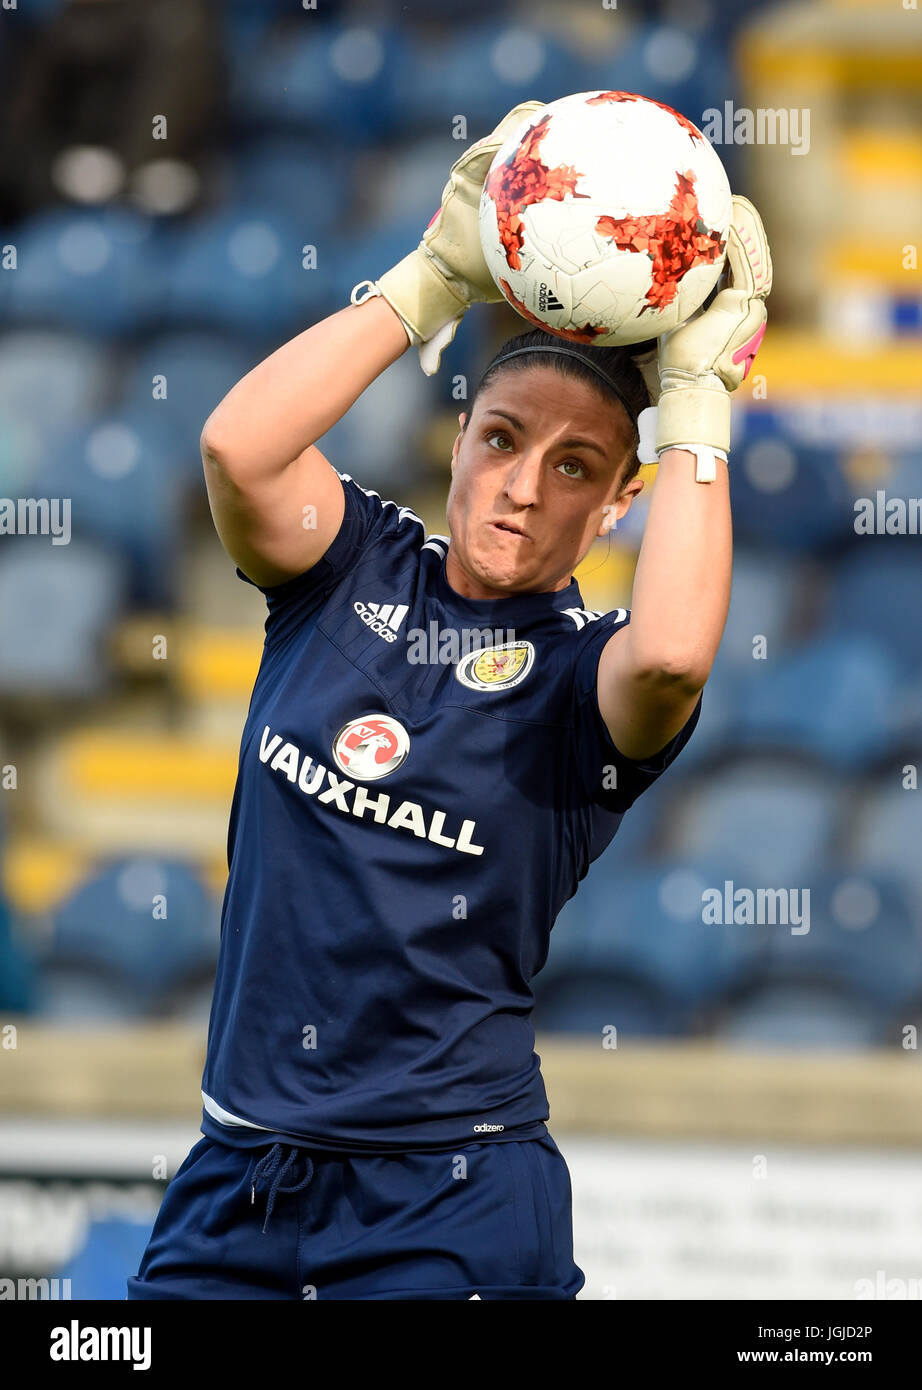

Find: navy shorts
126;1132;585;1300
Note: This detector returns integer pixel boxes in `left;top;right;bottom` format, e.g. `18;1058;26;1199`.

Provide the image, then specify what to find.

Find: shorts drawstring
249;1143;314;1234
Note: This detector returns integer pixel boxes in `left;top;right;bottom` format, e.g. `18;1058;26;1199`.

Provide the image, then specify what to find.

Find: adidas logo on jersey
538;282;564;312
354;600;409;643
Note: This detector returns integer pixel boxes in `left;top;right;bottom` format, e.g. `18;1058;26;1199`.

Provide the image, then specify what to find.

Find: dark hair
465;328;654;485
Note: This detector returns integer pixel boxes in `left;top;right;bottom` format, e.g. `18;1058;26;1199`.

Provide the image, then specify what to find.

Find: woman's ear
597;475;645;537
450;414;467;475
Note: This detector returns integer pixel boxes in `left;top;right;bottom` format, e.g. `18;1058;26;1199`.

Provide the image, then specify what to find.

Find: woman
128;102;771;1300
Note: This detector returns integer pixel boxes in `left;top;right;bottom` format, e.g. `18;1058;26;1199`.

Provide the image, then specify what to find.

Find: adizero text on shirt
201;473;700;1152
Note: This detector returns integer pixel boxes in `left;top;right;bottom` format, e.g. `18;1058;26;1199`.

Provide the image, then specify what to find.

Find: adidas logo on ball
538;282;564;313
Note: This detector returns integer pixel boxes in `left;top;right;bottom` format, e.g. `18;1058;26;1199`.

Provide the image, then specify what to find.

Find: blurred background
1;0;921;1301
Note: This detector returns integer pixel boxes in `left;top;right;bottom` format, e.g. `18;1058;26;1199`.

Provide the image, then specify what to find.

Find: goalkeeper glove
633;194;773;481
350;100;545;376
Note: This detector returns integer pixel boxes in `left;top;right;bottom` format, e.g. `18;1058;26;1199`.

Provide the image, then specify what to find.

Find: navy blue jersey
200;473;701;1153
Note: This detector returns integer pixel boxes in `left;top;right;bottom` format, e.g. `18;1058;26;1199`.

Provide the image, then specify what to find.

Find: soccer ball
478;90;733;347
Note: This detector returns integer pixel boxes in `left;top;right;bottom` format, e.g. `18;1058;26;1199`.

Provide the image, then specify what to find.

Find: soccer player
128;103;771;1300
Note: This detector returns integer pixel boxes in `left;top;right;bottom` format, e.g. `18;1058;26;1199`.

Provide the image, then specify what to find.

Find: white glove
351;100;545;375
633;195;773;481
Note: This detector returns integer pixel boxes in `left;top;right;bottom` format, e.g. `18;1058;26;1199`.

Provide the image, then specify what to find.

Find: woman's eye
557;460;586;478
486;430;513;450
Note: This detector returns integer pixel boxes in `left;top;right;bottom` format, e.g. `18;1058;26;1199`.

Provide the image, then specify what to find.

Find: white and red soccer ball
478;91;733;346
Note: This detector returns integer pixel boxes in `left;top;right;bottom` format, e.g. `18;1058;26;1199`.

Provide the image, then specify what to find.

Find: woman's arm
201;99;543;589
200;296;409;588
597;449;731;759
595;196;772;760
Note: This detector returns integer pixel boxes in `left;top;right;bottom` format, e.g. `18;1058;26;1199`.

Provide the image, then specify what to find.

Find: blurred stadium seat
4;207;163;335
733;634;899;769
665;756;843;883
161;203;329;335
37;857;219;1021
825;548;922;677
536;862;765;1037
706;871;922;1049
729;438;855;549
230;136;352;237
230;21;408;140
403;18;607;130
0;330;111;494
122;331;253;463
849;775;922;915
717;547;802;671
0;540;125;700
37;410;185;606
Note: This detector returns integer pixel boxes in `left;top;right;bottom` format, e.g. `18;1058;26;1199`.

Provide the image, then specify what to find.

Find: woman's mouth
489;521;530;539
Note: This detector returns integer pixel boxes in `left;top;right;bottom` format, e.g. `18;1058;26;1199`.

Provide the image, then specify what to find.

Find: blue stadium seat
0;540;125;699
759;871;920;1010
718;547;802;671
705;868;921;1049
729;438;854;550
878;451;922;506
850;776;922;914
733;634;898;769
223;0;293;51
664;757;842;883
37;411;185;605
400;20;582;129
38;858;219;1020
122;332;253;464
825;548;922;677
231;137;351;238
5;208;163;336
536;862;764;1036
162;203;329;335
231;21;408;140
0;330;111;494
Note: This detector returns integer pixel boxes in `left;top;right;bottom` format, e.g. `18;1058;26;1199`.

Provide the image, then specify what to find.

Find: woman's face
445;364;645;600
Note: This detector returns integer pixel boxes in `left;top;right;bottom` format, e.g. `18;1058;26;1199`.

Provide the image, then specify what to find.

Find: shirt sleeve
236;472;418;647
570;610;703;814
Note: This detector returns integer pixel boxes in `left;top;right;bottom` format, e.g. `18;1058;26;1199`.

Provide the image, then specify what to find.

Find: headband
489;343;639;429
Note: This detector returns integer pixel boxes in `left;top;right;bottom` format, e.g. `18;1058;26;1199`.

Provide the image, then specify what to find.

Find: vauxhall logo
257;724;485;856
